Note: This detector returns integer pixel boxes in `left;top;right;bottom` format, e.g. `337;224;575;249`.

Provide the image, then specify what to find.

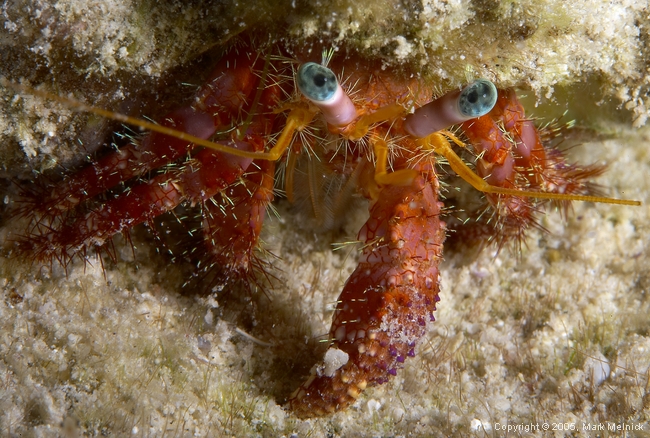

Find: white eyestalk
404;79;498;138
297;62;358;127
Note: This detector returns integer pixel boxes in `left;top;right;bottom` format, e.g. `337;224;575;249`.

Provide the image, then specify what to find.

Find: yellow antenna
1;77;312;162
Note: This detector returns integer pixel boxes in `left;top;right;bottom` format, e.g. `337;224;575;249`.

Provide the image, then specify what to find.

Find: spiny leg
17;141;256;268
186;158;276;293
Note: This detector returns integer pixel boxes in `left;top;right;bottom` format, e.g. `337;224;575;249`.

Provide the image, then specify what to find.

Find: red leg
188;158;276;290
19;144;255;266
458;89;605;247
181;82;282;289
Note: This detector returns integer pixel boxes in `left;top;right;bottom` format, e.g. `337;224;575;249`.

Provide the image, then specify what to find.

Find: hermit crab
4;38;639;418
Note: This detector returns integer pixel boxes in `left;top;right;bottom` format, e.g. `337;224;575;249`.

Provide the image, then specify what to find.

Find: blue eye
297;62;338;102
457;79;497;118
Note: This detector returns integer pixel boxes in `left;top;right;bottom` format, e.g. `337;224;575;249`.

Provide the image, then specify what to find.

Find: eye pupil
467;90;478;104
313;73;327;87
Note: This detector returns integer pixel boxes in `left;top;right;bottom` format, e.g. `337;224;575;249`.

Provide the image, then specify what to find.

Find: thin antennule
321;47;336;68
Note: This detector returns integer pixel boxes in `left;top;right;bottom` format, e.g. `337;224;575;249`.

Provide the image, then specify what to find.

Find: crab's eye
457;79;498;118
297;62;338;102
